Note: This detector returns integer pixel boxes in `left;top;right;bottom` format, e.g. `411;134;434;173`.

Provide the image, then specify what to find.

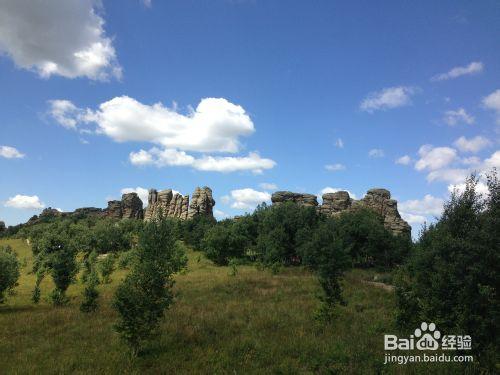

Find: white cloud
461;156;481;166
431;61;483;82
319;187;357;200
334;138;344;148
142;0;152;7
482;89;500;124
395;155;411;165
259;182;278;191
214;209;229;220
447;181;489;196
325;163;346;171
193;152;275;174
224;188;271;210
400;212;427;226
484;150;500;170
368;149;385;158
443;108;475;126
454;136;491;153
121;187;149;205
0;145;25;159
130;148;275;174
4;195;45;209
415;145;457;171
50;96;255;153
426;168;469;184
0;0;121;80
360;86;416;113
399;194;444;217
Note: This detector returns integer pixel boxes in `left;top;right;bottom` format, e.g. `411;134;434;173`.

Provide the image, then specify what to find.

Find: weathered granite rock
271;191;318;207
71;207;105;218
144;189;190;221
188;187;215;218
319;191;352;215
272;188;410;236
0;221;5;232
106;193;143;220
121;193;144;219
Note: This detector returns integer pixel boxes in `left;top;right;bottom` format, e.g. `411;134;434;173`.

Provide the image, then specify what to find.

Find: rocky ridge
271;188;410;236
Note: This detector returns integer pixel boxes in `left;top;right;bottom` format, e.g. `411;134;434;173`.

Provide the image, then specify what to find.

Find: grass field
0;238;474;374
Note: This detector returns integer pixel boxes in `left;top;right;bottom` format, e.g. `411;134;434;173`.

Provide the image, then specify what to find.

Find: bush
0;245;20;303
298;219;350;318
31;230;78;306
201;221;246;265
117;250;137;270
183;215;216;250
395;173;499;368
113;219;187;355
98;254;115;284
80;252;100;313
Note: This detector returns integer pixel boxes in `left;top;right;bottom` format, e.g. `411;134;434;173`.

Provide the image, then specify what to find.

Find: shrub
113;219;187;355
395;173;499;368
0;245;20;303
201;221;246;265
80;252;100;313
117;250;136;269
99;254;115;284
183;215;216;250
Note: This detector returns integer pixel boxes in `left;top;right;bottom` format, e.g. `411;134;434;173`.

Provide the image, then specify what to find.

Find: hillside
0;238;467;374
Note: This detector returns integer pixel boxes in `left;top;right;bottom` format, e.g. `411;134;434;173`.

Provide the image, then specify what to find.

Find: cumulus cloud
360;86;416;113
448;181;489;196
259;182;278;190
400;212;427;226
0;145;25;159
415;145;457;171
443;108;475;126
453;136;491;153
121;187;149;205
4;195;45;209
482;89;500;124
484;150;500;170
368;149;385;158
319;187;357;200
213;209;229;220
426;168;469;184
49;96;276;173
431;61;483;82
325;163;346;171
223;188;271;210
0;0;121;80
130;148;275;174
399;194;444;217
395;155;411;165
50;96;255;153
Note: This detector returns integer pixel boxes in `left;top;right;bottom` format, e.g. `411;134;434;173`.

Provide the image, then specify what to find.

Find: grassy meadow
0;238;474;374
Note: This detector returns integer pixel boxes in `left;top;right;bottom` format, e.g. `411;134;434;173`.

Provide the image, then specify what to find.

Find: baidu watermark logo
383;322;473;365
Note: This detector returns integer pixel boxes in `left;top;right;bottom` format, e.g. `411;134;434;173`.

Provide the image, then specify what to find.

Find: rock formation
188;187;216;219
144;189;189;221
271;191;318;207
271;188;410;236
106;193;143;220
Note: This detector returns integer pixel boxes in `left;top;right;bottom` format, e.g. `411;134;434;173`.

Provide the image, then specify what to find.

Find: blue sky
1;0;499;234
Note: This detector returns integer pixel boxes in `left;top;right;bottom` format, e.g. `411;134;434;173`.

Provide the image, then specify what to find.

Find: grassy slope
0;239;470;374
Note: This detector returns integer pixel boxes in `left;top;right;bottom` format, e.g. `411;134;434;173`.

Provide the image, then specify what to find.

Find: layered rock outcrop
144;189;189;221
271;191;318;207
188;187;215;219
271;188;410;236
106;193;144;219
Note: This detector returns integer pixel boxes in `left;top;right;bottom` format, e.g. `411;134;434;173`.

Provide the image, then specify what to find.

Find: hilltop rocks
188;187;216;218
144;189;189;221
271;188;410;236
106;193;143;220
271;191;318;207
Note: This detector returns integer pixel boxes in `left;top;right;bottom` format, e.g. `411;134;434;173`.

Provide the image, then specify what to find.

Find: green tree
201;221;246;265
0;245;20;303
98;254;115;284
80;252;100;313
395;173;499;368
113;219;187;355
